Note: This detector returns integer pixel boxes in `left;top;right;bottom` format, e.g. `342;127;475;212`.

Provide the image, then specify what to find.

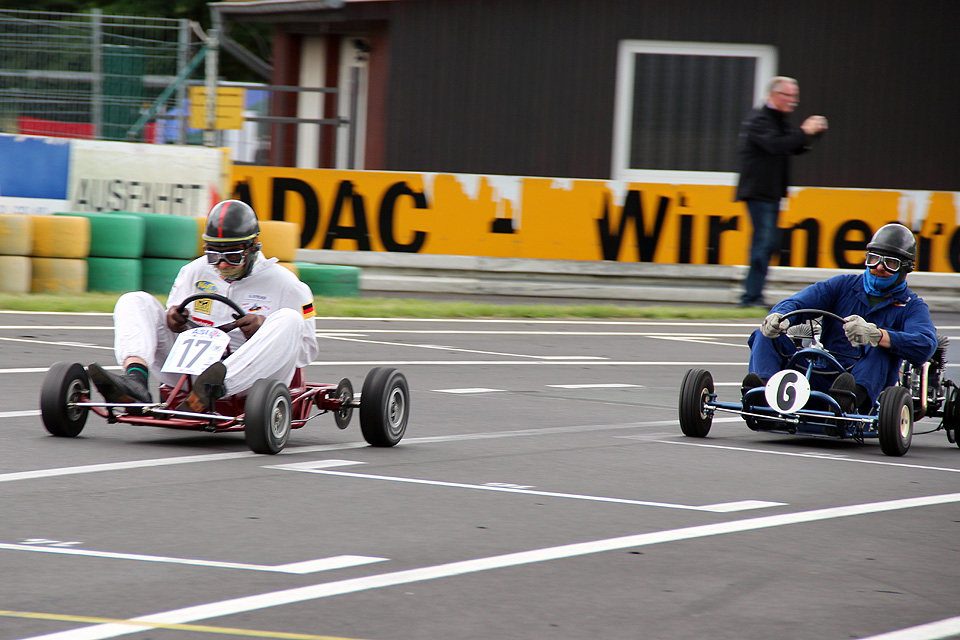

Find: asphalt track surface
2;310;960;640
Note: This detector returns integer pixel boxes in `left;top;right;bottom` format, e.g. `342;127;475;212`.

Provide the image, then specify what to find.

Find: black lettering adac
378;182;427;253
324;181;371;250
778;218;820;267
833;220;872;269
949;227;960;272
597;190;669;262
707;215;739;264
271;177;319;247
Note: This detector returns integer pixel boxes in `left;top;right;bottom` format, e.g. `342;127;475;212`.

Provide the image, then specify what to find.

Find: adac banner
231;166;960;273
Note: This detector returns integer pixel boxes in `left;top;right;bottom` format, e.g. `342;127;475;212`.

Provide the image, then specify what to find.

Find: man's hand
761;312;790;339
166;306;189;333
801;115;828;135
234;314;265;340
843;315;882;347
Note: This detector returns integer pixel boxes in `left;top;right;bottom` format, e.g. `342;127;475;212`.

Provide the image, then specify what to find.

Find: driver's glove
165;306;189;333
761;312;790;339
843;315;882;347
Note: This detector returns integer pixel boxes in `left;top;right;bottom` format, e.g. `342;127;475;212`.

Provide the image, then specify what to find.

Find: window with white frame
611;40;777;184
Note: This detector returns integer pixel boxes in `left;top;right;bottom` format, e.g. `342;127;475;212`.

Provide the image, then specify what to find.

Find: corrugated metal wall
378;0;957;190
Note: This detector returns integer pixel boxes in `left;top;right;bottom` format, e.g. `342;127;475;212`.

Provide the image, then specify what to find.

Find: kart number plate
161;327;230;375
764;370;811;414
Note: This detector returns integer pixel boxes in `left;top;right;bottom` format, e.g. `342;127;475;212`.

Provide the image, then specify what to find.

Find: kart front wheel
40;362;90;437
360;367;409;447
679;368;713;438
333;378;353;430
245;379;292;454
878;386;913;457
943;385;960;447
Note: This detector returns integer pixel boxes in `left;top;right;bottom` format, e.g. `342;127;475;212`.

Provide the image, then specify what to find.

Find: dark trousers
741;198;781;305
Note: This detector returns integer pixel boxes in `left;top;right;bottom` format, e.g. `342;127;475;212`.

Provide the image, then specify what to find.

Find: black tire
360;368;409;447
878;386;913;457
244;379;292;454
944;386;960;447
40;362;89;437
333;378;353;430
679;368;713;438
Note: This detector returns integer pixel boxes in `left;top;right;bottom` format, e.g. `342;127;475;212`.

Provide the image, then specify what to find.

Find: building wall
378;0;957;190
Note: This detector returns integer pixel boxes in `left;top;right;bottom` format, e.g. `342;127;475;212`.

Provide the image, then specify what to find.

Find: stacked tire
30;215;90;293
56;213;145;292
111;212;198;294
0;214;33;293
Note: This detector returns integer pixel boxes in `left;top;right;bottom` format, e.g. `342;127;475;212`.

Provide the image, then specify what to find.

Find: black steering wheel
775;308;865;375
176;293;245;333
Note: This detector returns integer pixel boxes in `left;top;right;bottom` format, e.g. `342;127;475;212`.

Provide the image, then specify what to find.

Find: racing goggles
204;247;247;266
865;251;903;272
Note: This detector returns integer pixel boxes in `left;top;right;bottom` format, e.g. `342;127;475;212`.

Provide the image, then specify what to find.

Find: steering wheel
775;308;865;375
175;293;245;333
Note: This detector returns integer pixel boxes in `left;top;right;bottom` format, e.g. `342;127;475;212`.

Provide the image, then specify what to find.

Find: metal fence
0;9;195;142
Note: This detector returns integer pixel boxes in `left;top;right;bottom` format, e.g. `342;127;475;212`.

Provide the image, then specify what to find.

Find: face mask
863;267;906;297
216;263;245;281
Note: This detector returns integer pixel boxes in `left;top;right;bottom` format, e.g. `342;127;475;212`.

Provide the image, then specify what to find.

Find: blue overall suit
747;273;937;405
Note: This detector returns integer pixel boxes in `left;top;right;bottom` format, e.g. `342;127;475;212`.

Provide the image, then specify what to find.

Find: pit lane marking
264;459;785;513
18;491;960;640
0;542;385;574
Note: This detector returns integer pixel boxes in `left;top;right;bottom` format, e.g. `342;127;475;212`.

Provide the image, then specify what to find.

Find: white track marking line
0;418;736;484
652;439;960;473
265;461;784;513
547;383;642;389
857;615;960;640
0;410;40;419
0;543;385;574
17;491;960;640
434;388;504;394
0;336;112;350
318;334;608;361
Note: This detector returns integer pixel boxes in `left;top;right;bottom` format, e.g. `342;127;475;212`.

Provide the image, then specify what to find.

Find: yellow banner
231;166;960;272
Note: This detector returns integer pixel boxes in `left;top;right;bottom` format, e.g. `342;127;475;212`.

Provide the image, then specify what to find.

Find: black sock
125;363;148;387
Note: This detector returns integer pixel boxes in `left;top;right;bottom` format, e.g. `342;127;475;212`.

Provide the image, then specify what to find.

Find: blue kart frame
678;308;960;457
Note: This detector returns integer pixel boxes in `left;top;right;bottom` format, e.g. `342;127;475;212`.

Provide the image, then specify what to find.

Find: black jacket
735;105;815;203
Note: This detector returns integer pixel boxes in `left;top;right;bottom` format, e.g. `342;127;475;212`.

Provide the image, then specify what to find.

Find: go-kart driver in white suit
88;200;319;413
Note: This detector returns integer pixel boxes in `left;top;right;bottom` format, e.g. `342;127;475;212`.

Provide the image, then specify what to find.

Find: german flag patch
302;302;316;319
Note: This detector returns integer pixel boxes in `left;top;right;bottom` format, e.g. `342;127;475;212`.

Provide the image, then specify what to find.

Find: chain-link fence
0;9;195;143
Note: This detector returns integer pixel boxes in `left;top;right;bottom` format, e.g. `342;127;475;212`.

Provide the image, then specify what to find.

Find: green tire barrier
0;214;33;255
31;257;87;293
294;263;361;298
259;220;299;263
86;257;142;292
56;213;145;258
142;257;191;294
112;212;199;259
0;255;31;293
31;215;90;258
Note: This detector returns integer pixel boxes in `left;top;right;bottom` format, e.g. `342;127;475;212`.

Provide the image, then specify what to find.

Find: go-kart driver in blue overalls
88;200;319;412
744;223;937;413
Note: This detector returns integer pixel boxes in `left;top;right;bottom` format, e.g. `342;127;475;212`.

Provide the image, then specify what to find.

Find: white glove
843;315;882;347
761;313;790;339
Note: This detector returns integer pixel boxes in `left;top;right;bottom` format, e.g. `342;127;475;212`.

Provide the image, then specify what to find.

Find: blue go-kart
678;309;960;457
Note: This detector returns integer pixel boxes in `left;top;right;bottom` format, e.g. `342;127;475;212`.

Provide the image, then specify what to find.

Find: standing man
736;76;828;308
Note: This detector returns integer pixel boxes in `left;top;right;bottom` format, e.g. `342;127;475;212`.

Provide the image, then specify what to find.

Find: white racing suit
112;253;319;395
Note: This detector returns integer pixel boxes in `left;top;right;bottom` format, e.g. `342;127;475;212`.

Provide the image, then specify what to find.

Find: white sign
764;370;811;414
161;327;230;375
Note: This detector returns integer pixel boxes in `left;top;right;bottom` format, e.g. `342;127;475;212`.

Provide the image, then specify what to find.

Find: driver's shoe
87;363;152;404
177;362;226;413
828;372;857;413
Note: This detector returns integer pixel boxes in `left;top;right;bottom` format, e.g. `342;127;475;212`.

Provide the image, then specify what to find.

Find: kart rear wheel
40;362;90;437
333;378;353;430
244;379;292;454
878;386;913;457
679;368;713;438
360;367;409;447
943;386;960;447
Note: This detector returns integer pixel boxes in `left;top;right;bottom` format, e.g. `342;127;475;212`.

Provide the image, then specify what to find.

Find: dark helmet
203;200;260;246
203;200;261;281
867;223;916;273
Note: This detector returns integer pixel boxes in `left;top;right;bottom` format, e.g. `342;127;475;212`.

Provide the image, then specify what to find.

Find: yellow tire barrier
0;255;31;293
0;214;33;256
31;215;90;259
258;220;299;262
31;257;87;293
57;213;145;258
